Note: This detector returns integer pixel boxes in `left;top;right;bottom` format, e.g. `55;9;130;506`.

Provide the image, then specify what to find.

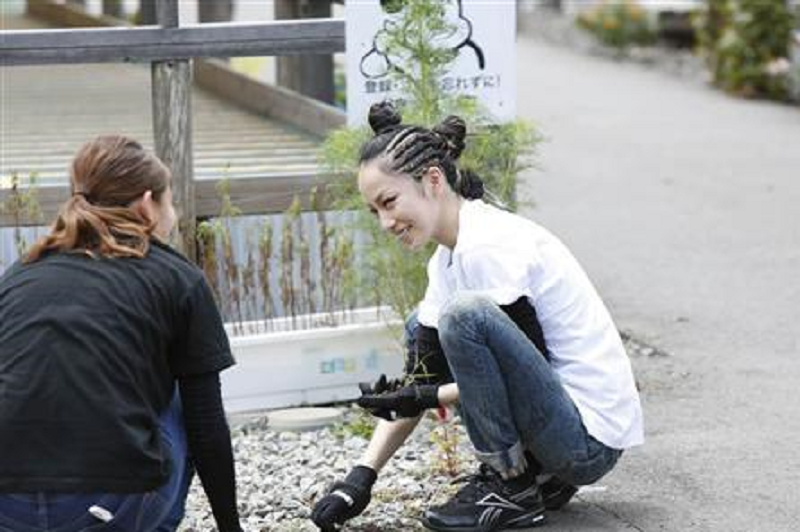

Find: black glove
357;374;440;421
311;465;377;531
356;374;399;421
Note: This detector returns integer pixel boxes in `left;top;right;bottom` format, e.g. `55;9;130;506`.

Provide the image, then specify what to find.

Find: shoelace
450;464;502;503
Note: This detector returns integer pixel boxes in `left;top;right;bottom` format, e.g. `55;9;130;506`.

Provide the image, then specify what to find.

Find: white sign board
345;0;516;126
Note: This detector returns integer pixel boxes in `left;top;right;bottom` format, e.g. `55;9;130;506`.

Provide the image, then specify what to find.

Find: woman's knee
439;293;496;334
438;294;498;364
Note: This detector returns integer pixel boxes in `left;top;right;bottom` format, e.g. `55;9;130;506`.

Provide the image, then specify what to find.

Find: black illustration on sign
360;0;486;80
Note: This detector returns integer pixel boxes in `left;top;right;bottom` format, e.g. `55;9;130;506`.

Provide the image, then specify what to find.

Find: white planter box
221;307;405;413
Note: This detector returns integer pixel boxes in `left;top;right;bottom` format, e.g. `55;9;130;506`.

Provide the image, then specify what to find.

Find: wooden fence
0;0;345;258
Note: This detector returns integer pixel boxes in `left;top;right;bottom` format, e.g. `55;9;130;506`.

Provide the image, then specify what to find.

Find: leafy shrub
576;1;657;50
331;409;376;440
321;0;540;321
694;0;795;101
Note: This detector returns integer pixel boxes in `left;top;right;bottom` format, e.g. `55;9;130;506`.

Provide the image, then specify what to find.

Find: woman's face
358;161;441;250
145;186;177;240
155;186;177;239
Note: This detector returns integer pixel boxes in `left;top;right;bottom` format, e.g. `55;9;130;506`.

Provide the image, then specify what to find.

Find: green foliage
461;121;540;212
1;172;44;259
378;1;459;123
196;170;361;329
334;67;347;110
428;410;462;477
331;409;377;440
694;0;795;101
576;1;657;50
321;0;540;321
196;176;245;327
215;174;242;219
321;127;371;211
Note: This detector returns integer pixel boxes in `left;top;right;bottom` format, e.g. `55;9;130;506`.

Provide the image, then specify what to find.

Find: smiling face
358;160;443;250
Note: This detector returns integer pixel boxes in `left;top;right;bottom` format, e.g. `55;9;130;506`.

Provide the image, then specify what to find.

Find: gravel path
180;409;471;532
178;334;661;532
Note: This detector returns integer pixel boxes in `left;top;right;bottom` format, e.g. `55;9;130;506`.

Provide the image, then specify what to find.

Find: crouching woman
0;136;243;532
311;103;644;532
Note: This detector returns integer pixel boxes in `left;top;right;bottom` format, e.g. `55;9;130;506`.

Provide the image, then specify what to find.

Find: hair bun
433;115;466;160
458;169;485;200
368;101;403;135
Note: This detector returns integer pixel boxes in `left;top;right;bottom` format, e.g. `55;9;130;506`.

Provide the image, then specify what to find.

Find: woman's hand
311;465;377;531
357;374;440;420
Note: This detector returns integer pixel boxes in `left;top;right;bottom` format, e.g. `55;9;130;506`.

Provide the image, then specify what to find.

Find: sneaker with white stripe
421;464;546;532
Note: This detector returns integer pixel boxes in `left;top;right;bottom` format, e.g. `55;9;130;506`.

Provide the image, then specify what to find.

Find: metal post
151;0;195;259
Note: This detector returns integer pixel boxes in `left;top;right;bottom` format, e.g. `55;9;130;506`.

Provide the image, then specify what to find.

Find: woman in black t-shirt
0;136;243;532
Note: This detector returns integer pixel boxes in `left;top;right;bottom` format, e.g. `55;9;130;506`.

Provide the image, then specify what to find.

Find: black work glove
357;374;440;421
356;374;398;421
311;465;377;531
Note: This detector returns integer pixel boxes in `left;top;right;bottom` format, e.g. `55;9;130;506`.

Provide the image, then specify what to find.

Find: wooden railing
1;0;346;259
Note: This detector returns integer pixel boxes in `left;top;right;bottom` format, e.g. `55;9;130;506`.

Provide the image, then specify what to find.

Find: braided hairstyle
359;101;485;200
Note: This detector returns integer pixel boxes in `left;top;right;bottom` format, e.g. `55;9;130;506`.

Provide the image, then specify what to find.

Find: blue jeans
419;293;622;486
0;392;193;532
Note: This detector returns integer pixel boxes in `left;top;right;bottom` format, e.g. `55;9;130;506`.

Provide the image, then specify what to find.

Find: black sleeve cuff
346;465;377;488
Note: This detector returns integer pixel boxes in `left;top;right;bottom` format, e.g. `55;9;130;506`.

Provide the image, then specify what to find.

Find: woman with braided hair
310;102;643;532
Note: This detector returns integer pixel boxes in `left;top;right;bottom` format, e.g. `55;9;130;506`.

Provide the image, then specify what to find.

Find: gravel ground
178;334;662;532
179;408;471;532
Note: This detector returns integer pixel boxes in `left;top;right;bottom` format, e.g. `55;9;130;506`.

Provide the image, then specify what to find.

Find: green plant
331;409;377;440
197;179;363;332
257;218;275;330
0;172;44;261
281;196;301;328
321;0;540;322
576;1;657;50
694;0;795;100
334;67;347;110
196;175;247;332
428;410;462;478
196;219;222;302
241;229;258;325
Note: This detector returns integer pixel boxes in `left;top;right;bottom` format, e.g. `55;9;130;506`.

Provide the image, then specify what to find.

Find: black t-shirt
0;241;234;493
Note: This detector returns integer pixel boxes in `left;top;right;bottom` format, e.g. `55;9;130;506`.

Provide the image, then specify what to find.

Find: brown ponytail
25;135;171;262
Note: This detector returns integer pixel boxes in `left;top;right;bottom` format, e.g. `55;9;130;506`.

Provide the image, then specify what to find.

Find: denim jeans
0;391;193;532
419;293;622;486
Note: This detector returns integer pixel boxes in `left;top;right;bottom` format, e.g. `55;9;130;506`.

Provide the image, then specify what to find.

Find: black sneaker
540;476;578;510
421;464;546;532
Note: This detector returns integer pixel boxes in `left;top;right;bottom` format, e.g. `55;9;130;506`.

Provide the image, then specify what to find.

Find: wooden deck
1;12;325;196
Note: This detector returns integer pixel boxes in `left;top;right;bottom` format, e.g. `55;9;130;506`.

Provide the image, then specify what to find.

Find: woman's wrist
437;383;459;406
